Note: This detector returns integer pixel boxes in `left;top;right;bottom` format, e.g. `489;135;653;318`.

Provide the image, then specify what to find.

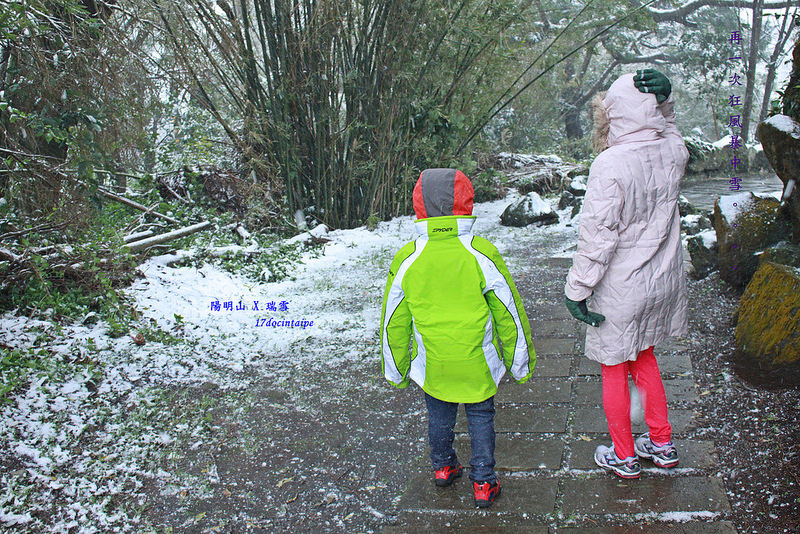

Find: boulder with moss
684;137;767;176
686;230;718;279
735;262;800;380
757;115;800;244
713;192;791;287
758;241;800;269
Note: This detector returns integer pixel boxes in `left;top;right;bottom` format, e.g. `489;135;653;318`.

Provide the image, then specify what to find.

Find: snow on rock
699;229;717;249
764;114;800;139
717;192;754;223
496;152;563;168
500;192;559;228
686;229;719;280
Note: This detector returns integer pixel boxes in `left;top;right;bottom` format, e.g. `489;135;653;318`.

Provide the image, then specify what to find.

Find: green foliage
152;98;233;173
0;347;51;404
176;230;322;283
0;330;100;405
0;196;140;333
0;243;138;334
472;169;507;203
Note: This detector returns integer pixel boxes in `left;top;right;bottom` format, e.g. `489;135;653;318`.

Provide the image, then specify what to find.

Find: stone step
572;378;699;405
418;436;718;472
530;318;582;337
454;405;569;433
397;474;558;514
577;352;694;377
558;523;737;533
383;515;736;534
532;356;572;377
495;377;698;406
561;476;731;515
382;512;548;533
531;337;577;355
573;408;696;435
495;377;572;403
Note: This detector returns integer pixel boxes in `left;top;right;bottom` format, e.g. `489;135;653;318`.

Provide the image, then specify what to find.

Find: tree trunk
741;0;763;143
757;7;797;131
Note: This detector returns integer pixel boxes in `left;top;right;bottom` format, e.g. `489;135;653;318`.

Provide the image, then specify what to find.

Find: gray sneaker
635;432;679;468
594;444;641;479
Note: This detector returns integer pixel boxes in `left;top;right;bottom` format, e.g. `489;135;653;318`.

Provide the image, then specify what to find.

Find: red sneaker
473;480;501;508
433;464;463;487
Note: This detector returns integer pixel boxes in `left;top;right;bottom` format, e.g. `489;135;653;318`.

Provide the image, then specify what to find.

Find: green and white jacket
380;215;535;403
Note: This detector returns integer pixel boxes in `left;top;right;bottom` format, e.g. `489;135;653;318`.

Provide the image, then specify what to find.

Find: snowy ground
0;191;580;532
4;181;798;533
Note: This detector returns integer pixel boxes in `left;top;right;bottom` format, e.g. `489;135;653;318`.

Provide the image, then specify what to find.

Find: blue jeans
424;392;496;483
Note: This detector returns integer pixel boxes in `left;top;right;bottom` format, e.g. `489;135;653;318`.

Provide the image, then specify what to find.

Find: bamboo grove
152;0;543;227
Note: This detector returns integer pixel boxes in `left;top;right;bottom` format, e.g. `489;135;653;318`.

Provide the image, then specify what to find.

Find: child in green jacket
380;168;535;507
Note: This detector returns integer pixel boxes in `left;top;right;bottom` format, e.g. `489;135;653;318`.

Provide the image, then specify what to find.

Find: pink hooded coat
565;73;689;365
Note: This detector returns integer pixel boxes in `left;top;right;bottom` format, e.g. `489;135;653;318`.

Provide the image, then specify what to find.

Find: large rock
685;137;726;175
758;241;800;268
500;192;559;227
684;136;767;176
567;175;586;197
510;167;564;195
681;213;713;236
558;190;578;210
686;230;718;280
713;192;791;287
678;195;697;217
735;262;800;381
757;114;800;243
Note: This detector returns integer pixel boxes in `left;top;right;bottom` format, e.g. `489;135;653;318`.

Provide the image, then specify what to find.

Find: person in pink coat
564;70;689;479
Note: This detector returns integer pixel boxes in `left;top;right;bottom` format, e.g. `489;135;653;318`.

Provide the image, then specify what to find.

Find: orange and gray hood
413;168;474;219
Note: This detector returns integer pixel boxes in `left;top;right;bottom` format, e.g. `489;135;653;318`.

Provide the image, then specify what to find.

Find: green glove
565;297;606;327
633;68;671;104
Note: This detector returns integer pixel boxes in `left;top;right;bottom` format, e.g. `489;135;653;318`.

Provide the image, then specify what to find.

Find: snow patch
699;229;717;248
657;511;722;522
717;192;753;223
765;114;800;139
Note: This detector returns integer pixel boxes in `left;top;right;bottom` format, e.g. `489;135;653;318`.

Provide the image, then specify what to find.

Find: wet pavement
680;172;782;211
382;257;735;533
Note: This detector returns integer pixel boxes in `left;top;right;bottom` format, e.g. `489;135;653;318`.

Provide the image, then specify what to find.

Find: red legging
600;346;672;460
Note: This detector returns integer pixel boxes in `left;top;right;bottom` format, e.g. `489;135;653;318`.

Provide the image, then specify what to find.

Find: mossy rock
713;193;792;287
684;137;724;175
758;242;800;269
735;262;800;379
686;230;718;280
757;115;800;243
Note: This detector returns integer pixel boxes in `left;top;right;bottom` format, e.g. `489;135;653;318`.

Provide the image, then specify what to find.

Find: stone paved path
383;257;735;533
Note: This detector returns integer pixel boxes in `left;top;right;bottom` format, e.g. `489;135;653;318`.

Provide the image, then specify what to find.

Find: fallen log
97;187;178;224
125;221;213;252
123;230;155;243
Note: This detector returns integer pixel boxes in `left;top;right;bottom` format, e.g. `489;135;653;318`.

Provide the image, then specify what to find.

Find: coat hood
603;73;668;147
413;168;474;219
